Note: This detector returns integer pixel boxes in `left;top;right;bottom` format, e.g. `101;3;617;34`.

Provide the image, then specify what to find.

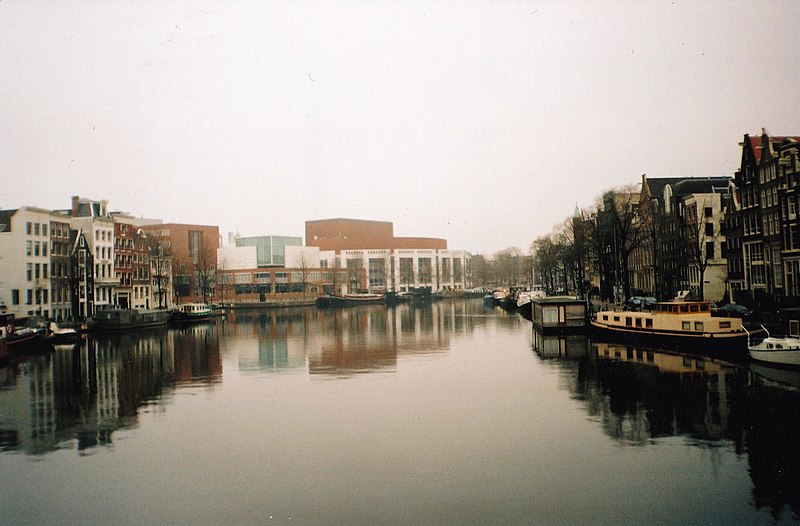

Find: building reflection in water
536;330;800;520
0;322;222;455
222;300;488;377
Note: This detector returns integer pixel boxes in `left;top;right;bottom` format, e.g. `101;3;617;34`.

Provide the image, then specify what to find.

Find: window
694;321;704;331
682;321;691;330
11;289;19;305
42;224;47;236
26;222;32;235
34;223;40;235
42;243;47;257
42;289;48;304
34;242;40;256
26;263;32;281
719;321;731;329
26;240;32;256
704;207;713;217
626;317;632;327
706;242;715;260
26;289;32;304
645;318;653;328
705;223;714;236
42;264;48;279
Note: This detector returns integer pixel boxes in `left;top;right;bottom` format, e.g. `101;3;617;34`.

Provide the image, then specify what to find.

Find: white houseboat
590;300;752;354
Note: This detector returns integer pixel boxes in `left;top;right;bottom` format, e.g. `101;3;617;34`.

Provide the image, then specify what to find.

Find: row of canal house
0;199;470;320
0;196;208;321
617;129;800;310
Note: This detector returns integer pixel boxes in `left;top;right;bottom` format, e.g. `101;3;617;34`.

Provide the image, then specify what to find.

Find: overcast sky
2;1;798;255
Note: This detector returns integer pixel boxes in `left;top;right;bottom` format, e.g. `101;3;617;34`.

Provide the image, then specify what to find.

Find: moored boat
173;303;215;323
531;296;588;334
591;300;753;354
747;325;800;367
517;288;546;321
95;308;172;331
48;322;80;343
316;293;385;308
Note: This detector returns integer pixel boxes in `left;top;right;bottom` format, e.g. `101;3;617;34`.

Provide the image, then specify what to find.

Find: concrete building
306;218;471;293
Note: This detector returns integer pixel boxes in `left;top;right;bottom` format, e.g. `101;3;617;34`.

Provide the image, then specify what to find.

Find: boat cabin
531;296;588;334
651;301;712;315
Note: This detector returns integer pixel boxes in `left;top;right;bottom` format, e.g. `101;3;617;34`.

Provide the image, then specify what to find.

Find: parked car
711;303;752;318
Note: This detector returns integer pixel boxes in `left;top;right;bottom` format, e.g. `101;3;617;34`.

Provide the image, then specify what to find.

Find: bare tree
346;257;364;293
196;252;216;304
142;230;172;308
583;187;647;301
295;250;315;293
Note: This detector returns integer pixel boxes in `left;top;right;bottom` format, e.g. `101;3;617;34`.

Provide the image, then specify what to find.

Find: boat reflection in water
532;329;589;360
0;322;222;455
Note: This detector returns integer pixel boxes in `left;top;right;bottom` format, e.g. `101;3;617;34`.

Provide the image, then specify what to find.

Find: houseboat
530;296;588;334
590;300;752;354
316;293;385;308
173;303;214;323
95;308;172;331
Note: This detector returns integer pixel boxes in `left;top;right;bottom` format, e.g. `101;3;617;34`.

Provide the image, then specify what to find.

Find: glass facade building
235;236;303;267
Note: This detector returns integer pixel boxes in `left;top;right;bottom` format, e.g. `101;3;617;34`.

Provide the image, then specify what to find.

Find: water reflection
222;300;491;376
0;323;222;455
536;330;800;521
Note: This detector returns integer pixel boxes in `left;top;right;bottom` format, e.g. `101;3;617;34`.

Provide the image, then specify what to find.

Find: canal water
1;299;799;525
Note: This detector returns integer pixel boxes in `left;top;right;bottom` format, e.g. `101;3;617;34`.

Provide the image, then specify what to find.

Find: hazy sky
2;1;799;254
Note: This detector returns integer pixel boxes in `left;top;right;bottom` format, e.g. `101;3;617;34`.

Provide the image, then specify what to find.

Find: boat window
635;318;642;327
680;305;689;313
645;319;653;328
682;321;691;330
671;306;678;313
626;317;632;327
694;321;704;331
690;304;699;313
683;357;692;367
613;316;620;322
776;344;783;349
602;315;608;321
700;304;709;312
696;359;705;370
767;344;773;349
719;321;731;329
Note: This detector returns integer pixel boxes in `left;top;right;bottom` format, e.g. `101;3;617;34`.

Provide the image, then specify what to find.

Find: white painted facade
70;198;117;311
217;245;258;271
683;192;727;302
0;207;56;318
331;248;471;293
